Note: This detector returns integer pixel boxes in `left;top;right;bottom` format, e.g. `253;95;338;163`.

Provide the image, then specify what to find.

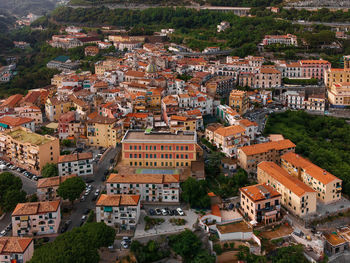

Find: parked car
155;208;162;216
161;209;167;216
94;189;100;196
83;208;90;215
177;208;184;216
172;209;178;216
5;224;12;232
0;230;6;237
149;209;156;216
80;196;86;202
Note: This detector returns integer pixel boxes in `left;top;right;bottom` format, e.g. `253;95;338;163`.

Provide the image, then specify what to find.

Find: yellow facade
328;83;350;106
229;89;249;115
87;117;121;148
45;98;72;122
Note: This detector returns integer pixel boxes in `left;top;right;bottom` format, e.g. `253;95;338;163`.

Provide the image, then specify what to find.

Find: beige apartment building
257;162;316;217
0;237;34;263
45;97;73;122
37;174;77;201
237;139;296;174
255;66;282;89
324;55;350;87
281;152;342;204
328;82;350;107
229;89;249;115
96;194;140;230
106;173;180;203
12;200;61;237
240;183;281;225
0;127;60;175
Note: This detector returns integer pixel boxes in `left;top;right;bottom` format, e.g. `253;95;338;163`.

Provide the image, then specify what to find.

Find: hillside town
1;9;350;262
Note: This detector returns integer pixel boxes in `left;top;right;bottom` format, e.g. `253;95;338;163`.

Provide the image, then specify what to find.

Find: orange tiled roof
239;139;295;156
240;183;281;202
96;194;140;206
239;119;258;127
0;237;33;253
258;162;315;197
0;116;33;126
107;173;180;184
12;200;61;216
260;67;281;74
37;174;77;188
211;204;221;217
215;125;245;137
1;94;23;108
58;152;93;163
324;233;347;246
281;152;340;185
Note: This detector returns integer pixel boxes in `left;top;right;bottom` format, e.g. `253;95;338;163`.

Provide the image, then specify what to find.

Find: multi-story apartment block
212;125;249;157
284;91;305;109
0;237;34;263
169;115;197;133
237;139;296;173
324;55;350;87
277;62;302;79
58;111;84;139
262;34;298;46
87;115;121;148
206;76;235;98
58;152;93;176
45;97;72;122
229;89;249;115
304;94;325;111
15;106;43;125
300;60;331;80
257;162;317;217
328;82;350;107
255;66;281;89
96;194;140;230
121;130;197;168
106;173;180;202
12;200;61;236
0;127;60;174
37;174;77;201
240;183;282;225
281;152;342;204
238;119;258;140
0;116;35;132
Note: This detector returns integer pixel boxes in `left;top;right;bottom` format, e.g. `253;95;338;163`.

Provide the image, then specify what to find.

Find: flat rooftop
217;221;251;234
7;129;53;145
135;168;180;175
122;130;196;143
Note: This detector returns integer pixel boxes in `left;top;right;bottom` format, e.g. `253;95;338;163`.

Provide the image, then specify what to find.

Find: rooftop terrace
7;128;53;145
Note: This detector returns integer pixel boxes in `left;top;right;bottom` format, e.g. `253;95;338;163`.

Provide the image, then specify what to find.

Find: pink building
300;60;331;80
58;111;83;139
0;237;34;263
240;183;281;225
12;200;61;237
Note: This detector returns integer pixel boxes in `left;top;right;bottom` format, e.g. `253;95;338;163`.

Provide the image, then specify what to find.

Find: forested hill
0;0;60;16
69;0;283;7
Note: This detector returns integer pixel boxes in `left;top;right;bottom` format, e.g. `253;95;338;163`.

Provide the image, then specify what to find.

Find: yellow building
328;82;350;106
45;97;72;122
146;88;162;108
237;139;296;174
0;127;60;175
94;58;122;76
229;89;249;115
87;115;122;148
281;152;342;204
257;161;317;217
324;55;350;87
169;115;197;133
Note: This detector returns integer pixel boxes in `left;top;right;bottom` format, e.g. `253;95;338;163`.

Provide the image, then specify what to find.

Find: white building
58;152;93;176
217;21;230;32
106;173;180;203
284;91;305;109
96;194;140;230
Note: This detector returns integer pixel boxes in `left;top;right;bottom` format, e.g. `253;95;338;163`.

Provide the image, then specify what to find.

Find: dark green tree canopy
41;163;59;178
57;176;86;203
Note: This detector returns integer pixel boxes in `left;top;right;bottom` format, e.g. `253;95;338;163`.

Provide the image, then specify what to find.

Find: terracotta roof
0;116;33;127
96;194;140;206
240;183;281;202
239;119;258;127
58;152;93;163
88;115;116;124
186;109;202;116
22;91;41;104
300;60;330;65
268;134;284;142
215;125;245;137
37;174;77;188
281;152;340;185
258;162;315;197
324;233;347;246
0;237;33;254
125;70;145;78
107;173;180;184
1;94;23;108
239;139;295;156
211;204;221;217
171;115;188;121
260;67;281;74
12;200;61;216
206;123;223;132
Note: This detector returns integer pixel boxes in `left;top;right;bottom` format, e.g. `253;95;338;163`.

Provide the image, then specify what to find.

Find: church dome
146;62;158;73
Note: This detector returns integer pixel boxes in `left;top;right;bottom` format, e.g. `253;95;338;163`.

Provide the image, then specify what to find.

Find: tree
41;163;58;178
0;172;26;212
169;230;202;261
57;177;85;206
2;189;26;212
192;250;216;263
181;177;210;209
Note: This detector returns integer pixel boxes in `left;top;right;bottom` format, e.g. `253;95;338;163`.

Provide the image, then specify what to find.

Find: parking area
134;208;198;238
310;197;350;220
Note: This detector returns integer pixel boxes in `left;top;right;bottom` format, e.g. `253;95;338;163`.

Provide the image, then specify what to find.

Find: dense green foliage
0;172;26;212
42;163;59;178
181;177;211;209
169;230;215;263
283;78;318;85
130;240;170;263
29;222;115;263
206;0;282;7
57;176;86;204
264;111;350;197
277;8;350;23
0;0;58;16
